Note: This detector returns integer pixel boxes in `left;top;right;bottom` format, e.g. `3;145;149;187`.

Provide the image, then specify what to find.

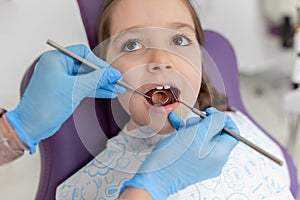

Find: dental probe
46;39;151;99
168;89;283;166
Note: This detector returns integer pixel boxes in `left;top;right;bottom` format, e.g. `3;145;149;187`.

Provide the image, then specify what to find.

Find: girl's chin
127;119;177;135
144;121;177;135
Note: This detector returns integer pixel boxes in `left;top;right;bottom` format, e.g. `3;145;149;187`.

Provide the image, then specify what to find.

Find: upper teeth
164;85;171;89
155;85;171;90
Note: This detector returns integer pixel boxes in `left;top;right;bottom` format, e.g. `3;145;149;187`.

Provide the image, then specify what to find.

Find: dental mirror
151;90;170;106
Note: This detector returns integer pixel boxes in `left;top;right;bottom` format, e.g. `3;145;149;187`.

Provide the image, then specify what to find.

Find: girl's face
107;0;202;134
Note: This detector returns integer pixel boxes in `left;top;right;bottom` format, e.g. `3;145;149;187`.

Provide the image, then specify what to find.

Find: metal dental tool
169;88;283;166
46;39;151;99
47;39;283;166
151;90;170;106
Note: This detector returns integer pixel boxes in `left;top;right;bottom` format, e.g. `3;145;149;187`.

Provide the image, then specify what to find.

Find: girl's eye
172;35;192;46
122;39;143;52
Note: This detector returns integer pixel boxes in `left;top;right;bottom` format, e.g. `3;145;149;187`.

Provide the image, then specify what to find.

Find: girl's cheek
112;53;147;71
182;68;201;90
117;93;130;114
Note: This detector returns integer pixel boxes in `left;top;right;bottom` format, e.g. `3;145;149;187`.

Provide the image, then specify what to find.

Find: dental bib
55;111;293;200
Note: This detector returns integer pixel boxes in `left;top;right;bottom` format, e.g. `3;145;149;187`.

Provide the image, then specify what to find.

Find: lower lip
146;101;180;113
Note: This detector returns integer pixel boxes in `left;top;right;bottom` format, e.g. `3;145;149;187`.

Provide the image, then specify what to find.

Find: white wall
0;0;88;110
198;0;293;75
0;0;88;199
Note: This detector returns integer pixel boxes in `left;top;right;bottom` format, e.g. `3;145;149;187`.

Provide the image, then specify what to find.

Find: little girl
56;0;293;199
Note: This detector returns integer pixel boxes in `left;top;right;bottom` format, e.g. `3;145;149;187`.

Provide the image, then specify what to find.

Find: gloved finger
218;115;240;148
72;62;93;75
94;89;119;99
66;44;111;75
185;117;203;128
168;112;185;130
93;84;126;99
205;115;238;143
98;67;122;86
205;111;227;136
205;107;219;116
72;67;122;100
79;66;122;87
197;112;227;158
40;45;100;75
216;132;239;160
200;115;239;159
100;83;127;94
223;115;240;135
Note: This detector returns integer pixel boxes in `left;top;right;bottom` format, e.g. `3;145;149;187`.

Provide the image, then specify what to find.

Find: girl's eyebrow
118;25;144;33
112;31;139;45
117;22;195;34
169;22;196;33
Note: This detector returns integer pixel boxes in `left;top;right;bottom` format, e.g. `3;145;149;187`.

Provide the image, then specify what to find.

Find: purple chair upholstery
19;0;297;199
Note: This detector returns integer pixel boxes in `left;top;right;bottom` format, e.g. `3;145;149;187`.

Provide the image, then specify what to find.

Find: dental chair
20;0;298;199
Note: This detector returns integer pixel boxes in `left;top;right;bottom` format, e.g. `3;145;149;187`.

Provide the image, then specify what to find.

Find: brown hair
96;0;230;111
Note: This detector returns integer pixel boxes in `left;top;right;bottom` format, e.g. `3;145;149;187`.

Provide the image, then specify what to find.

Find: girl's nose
147;49;174;72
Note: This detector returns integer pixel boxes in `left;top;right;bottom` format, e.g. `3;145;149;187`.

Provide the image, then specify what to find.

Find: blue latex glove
120;107;239;200
6;44;125;153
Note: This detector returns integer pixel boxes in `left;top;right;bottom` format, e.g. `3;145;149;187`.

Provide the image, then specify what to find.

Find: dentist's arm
0;44;125;165
1;111;150;200
0;108;28;165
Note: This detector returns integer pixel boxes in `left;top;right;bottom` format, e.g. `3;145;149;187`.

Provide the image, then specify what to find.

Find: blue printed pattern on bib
56;111;292;200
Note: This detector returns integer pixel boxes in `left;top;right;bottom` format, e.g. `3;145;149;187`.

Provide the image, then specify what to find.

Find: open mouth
145;85;180;106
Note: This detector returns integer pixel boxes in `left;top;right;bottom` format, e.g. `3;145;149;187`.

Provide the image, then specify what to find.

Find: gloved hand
120;107;239;200
6;44;125;153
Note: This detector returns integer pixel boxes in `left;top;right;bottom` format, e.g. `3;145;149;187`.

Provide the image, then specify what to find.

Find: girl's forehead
110;0;195;35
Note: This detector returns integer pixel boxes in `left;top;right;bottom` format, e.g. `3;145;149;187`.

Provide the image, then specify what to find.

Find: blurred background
0;0;300;199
